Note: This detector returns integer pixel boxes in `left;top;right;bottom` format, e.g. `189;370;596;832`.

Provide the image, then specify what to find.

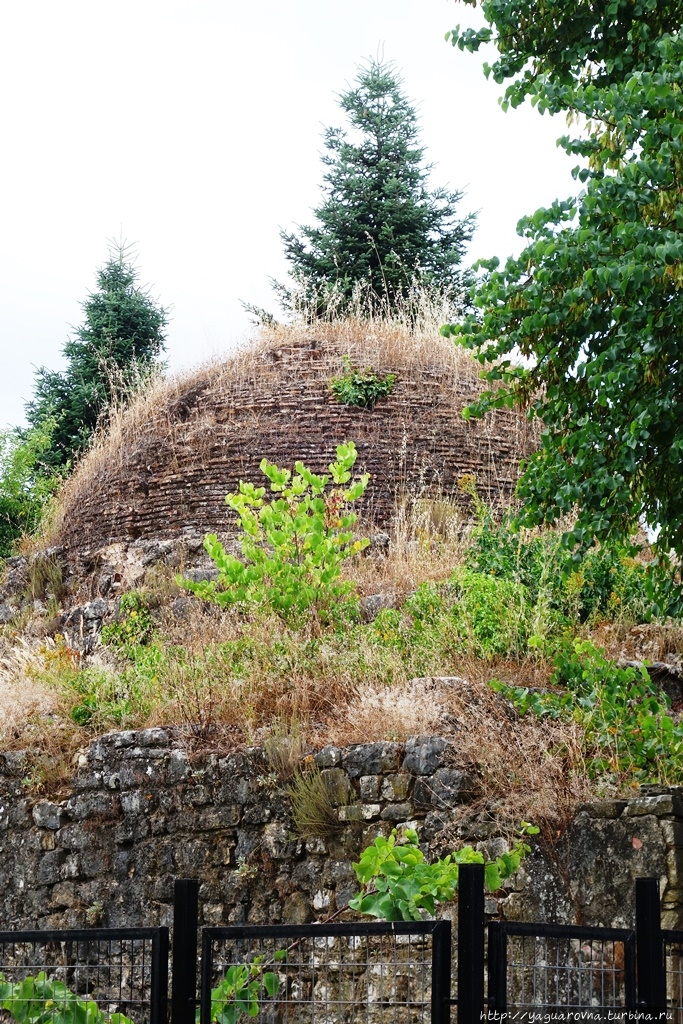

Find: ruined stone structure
52;336;536;561
0;729;679;931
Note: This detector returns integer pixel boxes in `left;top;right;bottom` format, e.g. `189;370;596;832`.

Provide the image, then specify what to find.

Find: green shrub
0;424;62;559
465;506;651;625
200;961;282;1024
349;826;538;921
330;357;396;409
180;441;369;624
102;591;155;648
0;972;134;1024
492;639;683;784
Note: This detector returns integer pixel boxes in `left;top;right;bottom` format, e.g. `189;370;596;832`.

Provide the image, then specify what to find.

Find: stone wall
0;729;682;931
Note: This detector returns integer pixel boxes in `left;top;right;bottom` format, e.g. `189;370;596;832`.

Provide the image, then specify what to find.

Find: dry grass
443;669;592;835
0;636;64;743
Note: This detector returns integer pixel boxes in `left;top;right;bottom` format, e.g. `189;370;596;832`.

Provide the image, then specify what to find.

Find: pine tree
278;60;475;316
26;243;168;471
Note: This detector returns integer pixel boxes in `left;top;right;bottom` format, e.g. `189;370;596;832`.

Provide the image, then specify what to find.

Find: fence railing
0;927;168;1024
1;871;683;1024
487;920;637;1015
201;920;451;1024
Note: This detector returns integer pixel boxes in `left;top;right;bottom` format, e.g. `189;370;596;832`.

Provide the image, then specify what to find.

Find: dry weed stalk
443;670;591;835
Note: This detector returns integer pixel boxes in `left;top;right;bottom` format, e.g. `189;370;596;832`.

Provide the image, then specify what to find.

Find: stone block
282;892;312;924
198;806;241;830
380;774;411;801
359;776;380;802
32;801;65;830
402;736;447;775
121;791;146;815
137;728;170;747
37;851;64;885
241;804;271;825
320;768;351;806
414;768;472;808
624;794;683;817
262;822;301;860
168;751;189;783
315;745;342;768
380;802;414;822
361;804;381;821
66;792;118;821
579;800;627;819
666;848;683;889
661;820;683;847
342;742;401;778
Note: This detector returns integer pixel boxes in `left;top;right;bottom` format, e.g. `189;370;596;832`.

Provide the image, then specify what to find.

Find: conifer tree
278;59;475;315
26;243;168;471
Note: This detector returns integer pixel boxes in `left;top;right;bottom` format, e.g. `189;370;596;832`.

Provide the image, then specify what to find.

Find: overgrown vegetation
350;826;538;921
180;442;369;625
0;972;133;1024
329;356;397;410
10;463;681;829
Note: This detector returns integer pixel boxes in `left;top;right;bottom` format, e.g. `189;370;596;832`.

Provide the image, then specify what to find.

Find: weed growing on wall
349;826;538;921
329;357;396;409
180;441;369;624
200;959;283;1024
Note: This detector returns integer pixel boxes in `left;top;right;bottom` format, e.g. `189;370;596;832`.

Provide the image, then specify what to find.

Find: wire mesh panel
663;930;683;1023
201;922;451;1024
0;928;168;1024
488;922;636;1020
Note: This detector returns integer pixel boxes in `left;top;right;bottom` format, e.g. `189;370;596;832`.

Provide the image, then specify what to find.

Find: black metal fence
487;921;637;1016
2;872;683;1024
201;921;451;1024
0;927;168;1024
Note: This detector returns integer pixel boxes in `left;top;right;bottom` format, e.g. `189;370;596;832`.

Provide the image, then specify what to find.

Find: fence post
487;922;506;1011
150;927;170;1024
636;876;666;1013
172;878;200;1024
458;862;486;1024
431;919;453;1024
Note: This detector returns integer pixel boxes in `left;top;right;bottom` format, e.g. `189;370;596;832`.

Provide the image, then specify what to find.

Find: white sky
0;0;576;430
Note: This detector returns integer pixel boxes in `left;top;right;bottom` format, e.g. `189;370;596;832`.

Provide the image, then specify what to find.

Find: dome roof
53;326;537;557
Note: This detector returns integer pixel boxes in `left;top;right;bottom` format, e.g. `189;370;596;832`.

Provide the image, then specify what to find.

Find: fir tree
26;243;168;471
278;59;475;316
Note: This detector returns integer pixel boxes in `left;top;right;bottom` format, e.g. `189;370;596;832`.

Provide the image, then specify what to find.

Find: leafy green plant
0;972;134;1024
444;3;683;571
180;441;369;624
102;592;155;648
349;826;538;921
465;506;651;625
330;357;396;410
198;958;283;1024
492;639;683;783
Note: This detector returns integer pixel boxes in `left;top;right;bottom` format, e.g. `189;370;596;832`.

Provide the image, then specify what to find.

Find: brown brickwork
54;336;537;556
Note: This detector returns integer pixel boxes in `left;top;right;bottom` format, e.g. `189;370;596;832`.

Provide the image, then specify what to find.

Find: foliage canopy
442;1;683;569
279;59;475;316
